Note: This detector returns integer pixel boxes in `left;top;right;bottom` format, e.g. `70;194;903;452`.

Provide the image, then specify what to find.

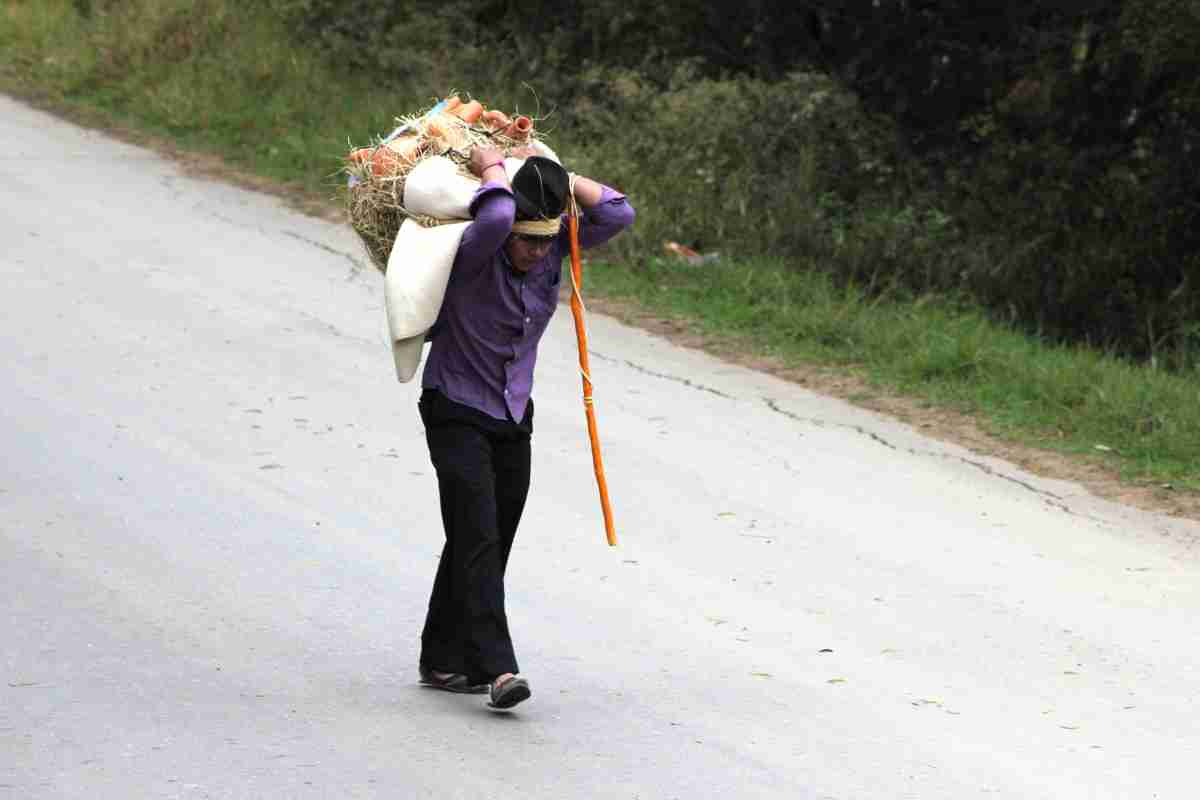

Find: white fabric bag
384;217;471;382
382;144;562;382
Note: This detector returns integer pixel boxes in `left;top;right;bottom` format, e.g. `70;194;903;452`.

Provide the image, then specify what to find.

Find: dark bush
275;0;1200;367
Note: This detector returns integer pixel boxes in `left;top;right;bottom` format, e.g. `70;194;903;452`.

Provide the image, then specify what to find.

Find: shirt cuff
597;186;626;204
469;181;515;217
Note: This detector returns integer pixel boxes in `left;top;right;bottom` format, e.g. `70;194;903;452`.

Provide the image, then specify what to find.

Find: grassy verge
0;1;406;202
585;256;1199;492
3;1;1197;501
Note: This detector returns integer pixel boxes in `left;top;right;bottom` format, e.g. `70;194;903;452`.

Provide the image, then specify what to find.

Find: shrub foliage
274;0;1199;367
30;0;1200;367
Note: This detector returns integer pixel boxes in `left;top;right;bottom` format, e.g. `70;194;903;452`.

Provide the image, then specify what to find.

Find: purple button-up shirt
421;180;635;422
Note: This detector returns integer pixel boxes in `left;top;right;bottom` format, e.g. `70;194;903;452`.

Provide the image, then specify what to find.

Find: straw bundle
343;96;543;273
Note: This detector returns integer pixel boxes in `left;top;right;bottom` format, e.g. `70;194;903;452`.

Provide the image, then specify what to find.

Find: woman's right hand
468;145;506;179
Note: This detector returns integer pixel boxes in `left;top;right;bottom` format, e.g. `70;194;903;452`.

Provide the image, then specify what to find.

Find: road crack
592;352;734;398
955;456;1063;502
762;396;1100;517
281;230;367;278
764;397;896;450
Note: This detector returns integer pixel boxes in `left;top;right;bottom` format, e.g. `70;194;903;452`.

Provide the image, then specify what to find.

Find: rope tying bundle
409;212;457;228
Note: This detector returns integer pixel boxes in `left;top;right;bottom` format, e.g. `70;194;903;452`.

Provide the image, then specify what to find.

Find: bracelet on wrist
482;160;505;173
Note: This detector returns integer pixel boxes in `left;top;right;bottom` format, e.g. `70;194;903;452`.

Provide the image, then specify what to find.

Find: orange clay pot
425;115;468;151
504;115;533;141
452;99;484;123
425;117;448;140
361;136;425;176
480;109;512;132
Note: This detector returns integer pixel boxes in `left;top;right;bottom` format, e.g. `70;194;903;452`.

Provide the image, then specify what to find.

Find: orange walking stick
567;206;617;546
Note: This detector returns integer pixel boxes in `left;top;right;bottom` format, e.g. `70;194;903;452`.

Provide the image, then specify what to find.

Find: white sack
384;218;470;382
383;143;562;382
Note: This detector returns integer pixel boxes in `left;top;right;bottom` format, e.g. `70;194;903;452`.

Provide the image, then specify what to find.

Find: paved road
3;94;1199;799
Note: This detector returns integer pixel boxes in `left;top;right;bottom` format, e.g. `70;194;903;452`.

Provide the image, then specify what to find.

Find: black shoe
487;676;531;710
419;666;488;694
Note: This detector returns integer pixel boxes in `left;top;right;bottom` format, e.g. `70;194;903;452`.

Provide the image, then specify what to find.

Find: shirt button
503;389;510;396
525;316;531;324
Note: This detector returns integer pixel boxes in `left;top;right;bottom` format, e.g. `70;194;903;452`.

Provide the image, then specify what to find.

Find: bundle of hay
344;95;544;273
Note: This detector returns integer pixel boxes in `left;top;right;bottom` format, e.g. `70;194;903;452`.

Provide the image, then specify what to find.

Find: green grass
0;0;411;200
584;256;1200;490
3;0;1197;495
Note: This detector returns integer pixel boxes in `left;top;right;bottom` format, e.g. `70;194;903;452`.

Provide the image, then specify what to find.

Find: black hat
511;156;570;221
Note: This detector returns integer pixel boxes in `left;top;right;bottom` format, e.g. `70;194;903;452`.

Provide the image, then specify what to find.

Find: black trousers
417;389;532;684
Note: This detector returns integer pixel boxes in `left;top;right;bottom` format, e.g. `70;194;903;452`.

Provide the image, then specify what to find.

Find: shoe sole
419;677;489;695
415;671;484;695
487;681;531;710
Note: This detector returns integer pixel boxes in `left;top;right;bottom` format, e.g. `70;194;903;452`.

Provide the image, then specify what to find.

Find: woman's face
505;234;556;272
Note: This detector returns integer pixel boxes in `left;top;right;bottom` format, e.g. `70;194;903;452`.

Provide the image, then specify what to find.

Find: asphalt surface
3;94;1200;799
